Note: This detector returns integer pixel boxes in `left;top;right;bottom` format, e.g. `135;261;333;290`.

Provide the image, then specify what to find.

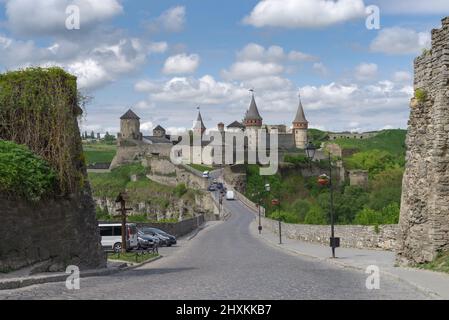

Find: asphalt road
0;198;429;300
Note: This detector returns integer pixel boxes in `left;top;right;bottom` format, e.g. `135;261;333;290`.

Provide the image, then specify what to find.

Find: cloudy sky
0;0;447;135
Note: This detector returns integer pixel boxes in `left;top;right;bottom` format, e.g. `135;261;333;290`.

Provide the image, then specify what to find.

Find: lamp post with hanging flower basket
306;143;339;258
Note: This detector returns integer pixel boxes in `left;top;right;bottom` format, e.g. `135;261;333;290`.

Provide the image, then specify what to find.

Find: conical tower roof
193;109;206;131
245;94;263;122
120;109;140;120
293;94;308;124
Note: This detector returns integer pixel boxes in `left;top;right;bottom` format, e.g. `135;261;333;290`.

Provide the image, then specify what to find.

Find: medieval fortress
111;93;311;169
109;17;449;267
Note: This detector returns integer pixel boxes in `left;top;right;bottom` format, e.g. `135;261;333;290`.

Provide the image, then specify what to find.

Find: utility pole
115;192;132;254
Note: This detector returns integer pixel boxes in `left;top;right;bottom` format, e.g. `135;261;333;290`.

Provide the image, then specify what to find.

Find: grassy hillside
246;129;408;226
83;143;117;165
329;129;407;157
89;163;198;222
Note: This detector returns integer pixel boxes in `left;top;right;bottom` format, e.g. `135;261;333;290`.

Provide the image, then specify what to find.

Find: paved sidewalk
250;219;449;299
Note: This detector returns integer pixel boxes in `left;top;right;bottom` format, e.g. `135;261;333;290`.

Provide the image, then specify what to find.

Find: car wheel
113;242;122;253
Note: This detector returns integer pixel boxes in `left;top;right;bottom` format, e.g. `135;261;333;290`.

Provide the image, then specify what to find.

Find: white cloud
288;50;318;62
163;53;200;75
135;75;248;105
313;62;329;76
355;63;378;81
237;43;317;63
68;59;110;89
140;121;154;133
222;60;284;80
375;0;449;14
5;0;123;36
370;27;431;55
243;0;366;28
148;6;186;33
393;71;412;83
148;42;168;54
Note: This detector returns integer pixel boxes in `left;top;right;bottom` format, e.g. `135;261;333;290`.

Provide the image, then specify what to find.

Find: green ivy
0;140;56;201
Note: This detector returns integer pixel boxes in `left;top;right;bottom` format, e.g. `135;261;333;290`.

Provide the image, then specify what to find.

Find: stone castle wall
397;17;449;265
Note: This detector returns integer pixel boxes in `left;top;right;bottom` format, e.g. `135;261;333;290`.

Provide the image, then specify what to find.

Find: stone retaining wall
1;194;106;272
136;215;205;238
261;217;398;251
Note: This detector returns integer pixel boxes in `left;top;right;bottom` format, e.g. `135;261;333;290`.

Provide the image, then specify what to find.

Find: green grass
108;252;159;264
83;143;117;165
187;163;213;172
417;251;449;274
329;129;407;158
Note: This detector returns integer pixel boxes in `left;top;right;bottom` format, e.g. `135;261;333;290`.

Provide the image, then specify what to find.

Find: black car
216;183;224;190
208;185;217;192
142;227;177;246
136;230;159;249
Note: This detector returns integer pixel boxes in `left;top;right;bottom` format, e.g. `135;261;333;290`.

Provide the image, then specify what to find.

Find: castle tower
193;108;206;136
244;92;263;152
153;125;166;137
292;93;308;149
243;92;263;128
120;109;142;140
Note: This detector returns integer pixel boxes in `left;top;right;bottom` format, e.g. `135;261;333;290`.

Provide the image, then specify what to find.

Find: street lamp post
306;142;339;259
327;152;337;259
271;198;281;244
258;183;270;234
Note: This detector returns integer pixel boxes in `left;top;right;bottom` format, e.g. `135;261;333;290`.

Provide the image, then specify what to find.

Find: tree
288;199;311;223
304;205;327;225
368;167;403;211
345;149;397;177
354;208;382;225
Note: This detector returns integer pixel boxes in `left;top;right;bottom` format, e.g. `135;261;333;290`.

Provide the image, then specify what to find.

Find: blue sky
0;0;448;135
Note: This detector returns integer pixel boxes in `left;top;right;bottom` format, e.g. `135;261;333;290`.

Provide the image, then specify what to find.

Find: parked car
208;184;217;192
137;230;159;249
99;223;138;252
202;171;210;178
216;183;224;191
226;190;235;200
140;227;177;246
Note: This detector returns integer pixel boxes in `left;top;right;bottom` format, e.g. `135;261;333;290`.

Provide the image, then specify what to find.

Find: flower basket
318;174;329;186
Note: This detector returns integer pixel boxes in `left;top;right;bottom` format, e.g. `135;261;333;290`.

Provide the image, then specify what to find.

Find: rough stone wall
0;191;106;272
349;170;369;189
262;218;398;251
397;17;449;265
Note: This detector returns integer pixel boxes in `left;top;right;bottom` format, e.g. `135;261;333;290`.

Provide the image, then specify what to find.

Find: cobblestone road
0;200;430;300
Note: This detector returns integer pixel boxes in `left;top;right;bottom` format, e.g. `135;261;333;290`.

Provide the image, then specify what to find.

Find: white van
226;190;235;200
99;223;138;252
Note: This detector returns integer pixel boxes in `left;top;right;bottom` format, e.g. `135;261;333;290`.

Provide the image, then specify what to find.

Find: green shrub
415;88;427;103
269;210;301;224
304;205;327;225
0;140;56;201
284;154;308;166
354;208;382;225
288;199;311;223
174;183;188;197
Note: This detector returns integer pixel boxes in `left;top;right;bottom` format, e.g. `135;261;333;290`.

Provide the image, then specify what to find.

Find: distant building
118;109;143;141
328;131;379;140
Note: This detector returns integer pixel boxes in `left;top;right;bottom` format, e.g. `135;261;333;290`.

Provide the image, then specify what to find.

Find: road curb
0;255;162;291
249;221;442;299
